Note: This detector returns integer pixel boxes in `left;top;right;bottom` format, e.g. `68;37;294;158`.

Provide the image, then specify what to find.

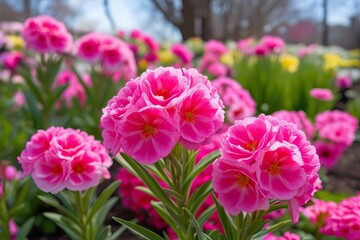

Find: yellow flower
323;53;342;71
220;51;235;66
340;59;360;68
5;35;24;50
279;54;299;73
138;59;148;71
158;50;175;65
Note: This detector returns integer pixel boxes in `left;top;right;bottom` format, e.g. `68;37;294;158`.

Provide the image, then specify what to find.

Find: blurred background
0;0;359;48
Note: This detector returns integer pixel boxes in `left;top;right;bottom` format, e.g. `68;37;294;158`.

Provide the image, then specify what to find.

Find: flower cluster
21;15;72;53
301;199;337;228
76;32;136;79
212;77;256;122
212;114;321;223
237;35;285;56
18;127;112;193
101;67;224;164
199;40;230;77
309;88;334;101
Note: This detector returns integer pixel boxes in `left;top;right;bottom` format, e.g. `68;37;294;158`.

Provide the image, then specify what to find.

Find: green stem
75;191;91;240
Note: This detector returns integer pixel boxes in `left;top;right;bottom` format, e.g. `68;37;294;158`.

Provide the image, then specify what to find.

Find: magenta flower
171;43;193;67
75;32;102;63
272;110;314;139
301;199;337;227
18;127;112;194
335;75;353;88
212;158;268;214
101;67;224;164
21;15;72;53
204;40;228;56
310;88;334;101
1;51;23;70
120;107;179;164
314;140;346;169
261;35;285;53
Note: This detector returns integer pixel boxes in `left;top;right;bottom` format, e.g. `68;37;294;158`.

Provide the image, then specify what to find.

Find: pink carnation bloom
21;15;72;53
322;194;360;239
4;165;18;180
120;107;180;164
18;127;112;193
13;91;25;108
76;33;136;80
314;140;347;169
315;110;358;146
171;43;193;67
1;51;23;70
101;67;224;163
272;110;314;139
301;198;337;228
236;38;255;55
335;75;353;89
297;44;317;57
204;40;228;57
212;158;269;214
261;35;285;54
257;141;306;200
310;88;334;101
254;43;270;56
212;77;256;122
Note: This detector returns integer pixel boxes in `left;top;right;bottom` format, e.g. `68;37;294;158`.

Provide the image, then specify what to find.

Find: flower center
73;163;85;174
184;111;196;122
237;174;249;188
268;163;281;176
245;141;258;151
155;89;170;99
52;165;62;175
143;124;157;138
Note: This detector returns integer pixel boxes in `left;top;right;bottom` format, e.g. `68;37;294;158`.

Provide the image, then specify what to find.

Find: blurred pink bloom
310;88;334;101
236;37;255;55
76;33;136;80
254;43;270;56
314;140;347;169
120;107;179;164
272;110;314;139
0;184;3;197
335;75;353;88
204;40;227;56
10;219;18;236
1;51;23;70
207;62;228;77
171;43;193;66
21;15;72;53
130;29;143;39
13;91;25;108
322;194;360;239
212;77;256;122
4;165;18;180
142;35;159;52
18;127;112;193
212;157;269;214
261;35;285;53
315;110;358;146
301;198;337;227
297;44;318;57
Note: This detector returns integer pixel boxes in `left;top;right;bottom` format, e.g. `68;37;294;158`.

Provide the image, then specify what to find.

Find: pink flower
4;166;18;180
236;38;255;55
254;43;270;56
212;158;269;214
18;127;112;193
322;194;360;239
297;44;317;57
272;110;314;139
1;51;23;70
13;91;25;108
204;40;227;56
171;43;193;67
120;107;180;164
257;141;306;200
21;15;72;53
76;33;137;80
335;75;353;88
212;77;256;122
10;219;19;236
301;199;337;227
0;184;3;197
314;140;347;169
310;88;334;101
315;110;358;146
101;67;224;163
264;232;301;240
261;35;285;53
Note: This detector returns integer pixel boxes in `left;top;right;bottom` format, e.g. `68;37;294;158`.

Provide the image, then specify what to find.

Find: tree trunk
179;0;196;40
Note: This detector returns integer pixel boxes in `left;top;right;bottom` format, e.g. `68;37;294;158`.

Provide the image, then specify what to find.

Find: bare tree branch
103;0;116;33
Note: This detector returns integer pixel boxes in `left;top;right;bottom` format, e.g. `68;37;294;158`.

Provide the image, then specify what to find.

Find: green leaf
117;154;176;209
44;212;82;240
197;205;216;228
188;181;213;213
88;181;120;220
245;219;267;237
151;201;178;232
251;220;291;240
95;225;111;240
113;217;164;240
184;151;220;190
314;190;353;203
93;196;118;227
16;217;35;240
8;204;25;218
19;67;44;104
48;84;69;108
212;194;235;240
184;207;206;240
110;224;128;240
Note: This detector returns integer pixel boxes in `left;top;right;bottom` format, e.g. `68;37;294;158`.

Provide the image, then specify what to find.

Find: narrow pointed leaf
113;217;164;240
